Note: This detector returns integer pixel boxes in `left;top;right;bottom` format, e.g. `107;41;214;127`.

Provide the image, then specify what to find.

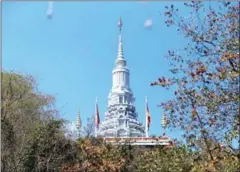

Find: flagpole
145;96;149;138
95;97;98;138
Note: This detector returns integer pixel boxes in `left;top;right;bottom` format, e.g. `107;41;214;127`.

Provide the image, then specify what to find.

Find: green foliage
150;2;239;171
152;1;239;150
133;145;192;172
23;120;75;172
1;71;74;172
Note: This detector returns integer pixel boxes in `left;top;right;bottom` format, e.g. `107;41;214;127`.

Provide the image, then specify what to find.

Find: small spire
161;113;167;136
117;17;124;59
161;113;167;128
76;110;81;129
118;17;123;32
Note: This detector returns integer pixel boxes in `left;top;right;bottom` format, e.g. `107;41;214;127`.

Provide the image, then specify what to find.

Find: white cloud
144;19;153;28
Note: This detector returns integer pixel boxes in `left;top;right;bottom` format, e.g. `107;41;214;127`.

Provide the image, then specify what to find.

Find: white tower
98;17;145;138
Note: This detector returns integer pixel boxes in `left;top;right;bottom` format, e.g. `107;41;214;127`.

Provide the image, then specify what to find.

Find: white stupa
98;17;145;138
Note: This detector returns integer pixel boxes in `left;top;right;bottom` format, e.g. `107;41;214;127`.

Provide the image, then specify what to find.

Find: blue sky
3;2;192;139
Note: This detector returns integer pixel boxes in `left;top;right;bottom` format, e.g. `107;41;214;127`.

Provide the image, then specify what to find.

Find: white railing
104;137;171;146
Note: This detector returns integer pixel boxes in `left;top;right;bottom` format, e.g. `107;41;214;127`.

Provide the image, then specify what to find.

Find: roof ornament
117;17;124;60
76;109;82;138
118;17;123;33
161;113;168;136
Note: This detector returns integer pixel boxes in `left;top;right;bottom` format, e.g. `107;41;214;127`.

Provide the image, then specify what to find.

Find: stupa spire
117;17;124;59
97;17;145;138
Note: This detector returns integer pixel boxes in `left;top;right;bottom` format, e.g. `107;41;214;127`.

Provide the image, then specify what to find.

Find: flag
146;99;151;131
95;98;100;129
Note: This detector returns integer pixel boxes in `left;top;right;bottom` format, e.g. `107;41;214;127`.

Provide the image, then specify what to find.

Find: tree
191;138;240;172
23;119;75;172
1;71;54;171
151;1;239;169
134;145;193;172
62;137;127;172
83;115;95;137
1;71;75;172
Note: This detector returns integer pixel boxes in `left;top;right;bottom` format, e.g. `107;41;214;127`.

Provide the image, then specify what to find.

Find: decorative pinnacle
161;113;167;128
76;110;81;129
118;17;123;32
117;17;124;59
